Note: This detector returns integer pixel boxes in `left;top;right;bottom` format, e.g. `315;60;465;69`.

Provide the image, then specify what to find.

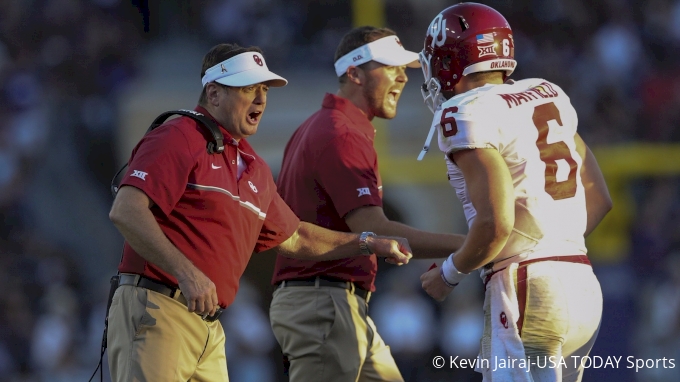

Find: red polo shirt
272;93;383;291
118;106;300;307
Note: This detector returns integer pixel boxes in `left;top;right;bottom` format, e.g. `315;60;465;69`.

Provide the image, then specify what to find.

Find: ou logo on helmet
428;13;446;48
253;55;263;66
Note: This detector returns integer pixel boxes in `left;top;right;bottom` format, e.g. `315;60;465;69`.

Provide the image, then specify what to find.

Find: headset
90;109;225;382
109;109;225;198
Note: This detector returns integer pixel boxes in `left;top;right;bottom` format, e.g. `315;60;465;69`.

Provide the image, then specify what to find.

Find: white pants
481;261;603;382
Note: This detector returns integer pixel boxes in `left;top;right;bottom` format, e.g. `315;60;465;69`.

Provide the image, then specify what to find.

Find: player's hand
420;266;454;301
368;236;412;265
176;267;219;317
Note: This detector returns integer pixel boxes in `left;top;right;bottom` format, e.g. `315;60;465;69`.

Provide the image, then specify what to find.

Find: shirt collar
321;93;376;137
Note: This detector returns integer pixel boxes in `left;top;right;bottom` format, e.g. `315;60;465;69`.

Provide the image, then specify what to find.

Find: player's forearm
449;148;514;273
582;168;612;237
276;222;364;261
372;220;465;258
581;146;612;237
576;136;612;237
452;217;511;273
109;201;198;280
584;191;612;237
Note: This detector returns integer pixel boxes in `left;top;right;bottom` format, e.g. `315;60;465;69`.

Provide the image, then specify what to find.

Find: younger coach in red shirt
107;43;412;382
270;27;466;382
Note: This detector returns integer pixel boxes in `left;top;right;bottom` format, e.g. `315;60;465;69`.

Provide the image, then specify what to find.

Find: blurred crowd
1;0;680;381
0;0;142;380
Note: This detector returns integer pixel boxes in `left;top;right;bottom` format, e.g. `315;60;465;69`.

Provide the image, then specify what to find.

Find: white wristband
441;254;468;286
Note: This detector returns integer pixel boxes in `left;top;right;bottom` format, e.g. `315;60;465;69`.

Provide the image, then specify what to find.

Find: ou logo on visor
253;55;263;66
428;13;446;48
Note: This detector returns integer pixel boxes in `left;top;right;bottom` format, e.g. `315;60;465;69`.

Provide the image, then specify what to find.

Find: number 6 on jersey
532;102;578;200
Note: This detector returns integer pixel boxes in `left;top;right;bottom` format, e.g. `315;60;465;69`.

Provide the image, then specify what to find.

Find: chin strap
417;121;439;161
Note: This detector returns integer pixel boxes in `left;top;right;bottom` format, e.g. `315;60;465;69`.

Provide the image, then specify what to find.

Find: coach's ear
346;66;363;86
205;82;223;107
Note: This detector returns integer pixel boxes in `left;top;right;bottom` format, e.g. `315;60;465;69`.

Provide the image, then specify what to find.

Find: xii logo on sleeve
131;170;148;180
357;187;371;197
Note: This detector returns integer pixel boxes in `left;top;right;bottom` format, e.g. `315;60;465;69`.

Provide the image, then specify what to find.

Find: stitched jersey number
532;102;577;200
440;106;459;137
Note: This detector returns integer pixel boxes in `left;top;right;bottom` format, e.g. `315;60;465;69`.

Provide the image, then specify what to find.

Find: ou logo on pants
500;312;509;329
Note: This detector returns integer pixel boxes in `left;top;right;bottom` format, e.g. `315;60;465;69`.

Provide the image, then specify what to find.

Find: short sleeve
255;190;301;253
119;124;195;216
436;102;501;156
315;131;382;218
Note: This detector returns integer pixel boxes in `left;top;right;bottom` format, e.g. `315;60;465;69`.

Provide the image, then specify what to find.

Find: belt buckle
120;273;141;286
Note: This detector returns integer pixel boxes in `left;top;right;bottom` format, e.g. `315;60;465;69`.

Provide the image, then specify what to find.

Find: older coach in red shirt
270;27;466;382
107;42;412;382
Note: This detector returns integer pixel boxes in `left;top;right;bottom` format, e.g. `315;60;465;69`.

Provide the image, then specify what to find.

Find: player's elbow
596;189;613;217
495;219;514;243
603;193;613;214
477;215;513;243
601;199;613;219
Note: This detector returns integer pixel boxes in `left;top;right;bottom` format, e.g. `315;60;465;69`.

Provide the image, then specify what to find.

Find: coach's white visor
334;35;420;77
201;52;287;88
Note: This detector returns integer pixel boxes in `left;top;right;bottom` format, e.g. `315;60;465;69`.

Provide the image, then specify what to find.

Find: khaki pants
107;285;229;382
270;284;403;382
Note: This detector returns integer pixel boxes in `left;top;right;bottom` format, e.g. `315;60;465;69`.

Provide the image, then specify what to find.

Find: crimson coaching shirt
118;106;300;307
272;93;383;291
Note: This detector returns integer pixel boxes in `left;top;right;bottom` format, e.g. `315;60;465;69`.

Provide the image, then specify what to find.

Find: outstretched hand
368;236;412;265
420;266;455;301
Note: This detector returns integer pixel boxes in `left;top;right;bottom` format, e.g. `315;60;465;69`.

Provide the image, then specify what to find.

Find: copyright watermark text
431;355;676;373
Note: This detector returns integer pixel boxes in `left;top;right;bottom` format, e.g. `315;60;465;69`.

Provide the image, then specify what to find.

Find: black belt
118;273;223;322
278;276;371;302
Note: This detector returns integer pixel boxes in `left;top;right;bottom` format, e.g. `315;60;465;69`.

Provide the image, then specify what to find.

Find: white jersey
434;78;587;262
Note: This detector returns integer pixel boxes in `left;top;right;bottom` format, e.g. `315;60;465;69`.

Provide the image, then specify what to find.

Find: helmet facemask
419;51;446;114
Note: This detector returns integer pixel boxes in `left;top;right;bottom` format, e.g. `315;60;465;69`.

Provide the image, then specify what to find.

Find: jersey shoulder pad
435;90;500;154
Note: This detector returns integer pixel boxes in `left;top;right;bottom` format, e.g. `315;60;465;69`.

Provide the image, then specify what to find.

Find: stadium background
1;0;680;381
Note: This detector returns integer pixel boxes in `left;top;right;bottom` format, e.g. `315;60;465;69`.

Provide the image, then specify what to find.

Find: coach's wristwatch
359;231;377;256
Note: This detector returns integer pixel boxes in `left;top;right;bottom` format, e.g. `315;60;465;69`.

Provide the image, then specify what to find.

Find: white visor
201;52;287;88
333;35;420;77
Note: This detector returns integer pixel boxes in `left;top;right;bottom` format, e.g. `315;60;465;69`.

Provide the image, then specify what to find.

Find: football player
417;3;612;382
